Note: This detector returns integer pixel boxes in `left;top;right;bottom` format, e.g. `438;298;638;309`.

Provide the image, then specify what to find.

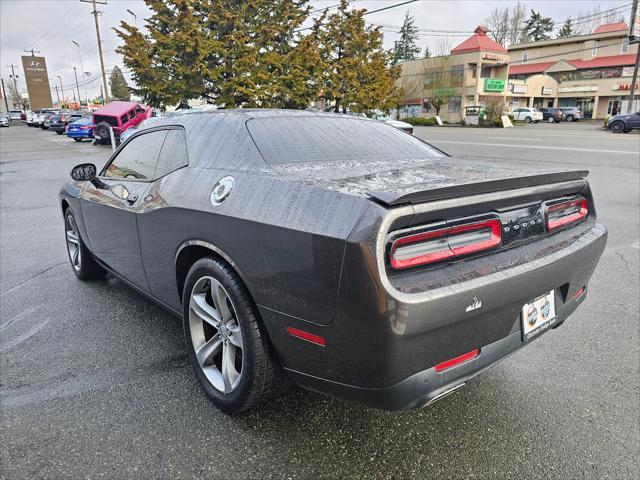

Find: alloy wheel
188;276;244;394
65;215;81;271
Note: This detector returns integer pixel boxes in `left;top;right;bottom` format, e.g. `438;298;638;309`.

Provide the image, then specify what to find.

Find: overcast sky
0;0;628;102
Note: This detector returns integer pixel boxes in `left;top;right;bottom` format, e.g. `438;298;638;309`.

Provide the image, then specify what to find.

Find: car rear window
94;115;119;127
246;117;444;165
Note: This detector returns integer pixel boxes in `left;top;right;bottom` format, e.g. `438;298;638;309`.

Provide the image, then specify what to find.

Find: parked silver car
558;107;583;122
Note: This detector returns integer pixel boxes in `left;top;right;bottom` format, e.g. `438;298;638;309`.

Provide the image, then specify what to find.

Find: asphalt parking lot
1;121;638;479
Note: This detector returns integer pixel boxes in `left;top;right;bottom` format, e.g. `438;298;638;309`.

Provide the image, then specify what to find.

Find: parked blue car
65;117;93;142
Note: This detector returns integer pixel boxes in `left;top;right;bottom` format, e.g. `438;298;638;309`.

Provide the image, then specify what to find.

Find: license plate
521;290;556;341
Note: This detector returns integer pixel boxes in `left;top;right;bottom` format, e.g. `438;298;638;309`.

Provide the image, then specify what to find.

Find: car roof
94;100;144;116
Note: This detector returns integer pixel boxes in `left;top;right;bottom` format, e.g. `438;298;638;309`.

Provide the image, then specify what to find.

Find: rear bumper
264;222;607;410
286;288;585;410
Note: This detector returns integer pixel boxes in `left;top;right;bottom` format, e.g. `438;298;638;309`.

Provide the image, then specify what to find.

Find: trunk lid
269;157;588;206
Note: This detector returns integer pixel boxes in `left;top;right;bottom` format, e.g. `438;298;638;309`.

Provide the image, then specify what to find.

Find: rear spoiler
367;170;589;206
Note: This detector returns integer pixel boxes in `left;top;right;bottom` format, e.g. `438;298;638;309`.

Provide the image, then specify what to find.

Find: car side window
154;129;189;178
135;106;144;115
103;130;167;180
120;114;128;124
129;110;135;120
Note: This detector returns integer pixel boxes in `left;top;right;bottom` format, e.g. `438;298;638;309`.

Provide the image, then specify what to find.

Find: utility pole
80;0;109;103
1;79;10;112
73;67;82;107
6;64;19;106
54;85;61;107
627;0;639;113
57;75;64;106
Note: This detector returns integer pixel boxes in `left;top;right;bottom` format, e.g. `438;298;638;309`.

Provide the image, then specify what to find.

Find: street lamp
126;9;137;25
71;40;85;78
57;75;64;106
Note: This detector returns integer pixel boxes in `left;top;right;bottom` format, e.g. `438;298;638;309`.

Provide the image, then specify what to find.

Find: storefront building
397;22;639;121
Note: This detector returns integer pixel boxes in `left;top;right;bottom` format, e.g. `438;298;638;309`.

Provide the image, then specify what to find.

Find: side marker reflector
434;348;480;372
286;327;326;347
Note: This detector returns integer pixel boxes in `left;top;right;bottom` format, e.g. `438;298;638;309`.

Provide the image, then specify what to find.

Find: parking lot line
432;140;639;155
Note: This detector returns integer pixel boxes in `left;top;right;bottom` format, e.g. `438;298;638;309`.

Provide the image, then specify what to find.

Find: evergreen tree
116;0;312;109
522;9;554;42
557;18;575;38
392;11;421;64
109;66;130;101
312;0;401;113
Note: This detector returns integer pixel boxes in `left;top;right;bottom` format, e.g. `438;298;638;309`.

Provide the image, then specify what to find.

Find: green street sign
484;78;505;92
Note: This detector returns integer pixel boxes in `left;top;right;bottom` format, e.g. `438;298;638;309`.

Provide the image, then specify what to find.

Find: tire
566;115;574;122
73;137;82;142
525;116;532;123
94;122;111;144
610;121;625;133
547;117;555;123
183;257;283;413
64;208;106;280
623;129;631;133
56;130;63;135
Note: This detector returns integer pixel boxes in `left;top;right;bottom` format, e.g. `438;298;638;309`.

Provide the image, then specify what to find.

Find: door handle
126;193;138;205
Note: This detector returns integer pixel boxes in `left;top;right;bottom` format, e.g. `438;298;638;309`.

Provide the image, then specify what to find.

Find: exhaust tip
421;383;466;408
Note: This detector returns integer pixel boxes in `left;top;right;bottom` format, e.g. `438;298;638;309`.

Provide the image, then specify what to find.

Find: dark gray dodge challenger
60;110;607;412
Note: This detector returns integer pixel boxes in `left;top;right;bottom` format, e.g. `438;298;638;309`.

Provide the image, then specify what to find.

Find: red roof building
451;26;508;55
593;22;628;34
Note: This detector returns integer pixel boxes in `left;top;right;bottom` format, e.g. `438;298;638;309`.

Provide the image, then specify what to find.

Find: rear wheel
183;257;283;413
73;137;82;142
566;115;574;122
94;122;112;144
547;116;555;123
610;121;625;133
524;116;532;123
56;130;63;135
64;208;106;280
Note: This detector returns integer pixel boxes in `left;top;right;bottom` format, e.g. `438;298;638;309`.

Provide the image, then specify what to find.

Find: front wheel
566;115;574;122
547;117;555;123
610;121;625;133
56;130;63;135
524;116;532;123
183;257;283;413
64;208;106;280
73;137;82;142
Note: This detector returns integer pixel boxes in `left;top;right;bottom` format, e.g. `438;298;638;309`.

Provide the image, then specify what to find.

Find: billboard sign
21;56;53;109
630;4;640;42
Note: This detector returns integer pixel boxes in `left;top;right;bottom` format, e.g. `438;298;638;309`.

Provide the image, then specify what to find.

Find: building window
621;37;630;53
480;65;493;78
448;96;462;113
522;50;528;63
470;64;477;78
422;97;431;112
592;41;598;57
451;64;464;78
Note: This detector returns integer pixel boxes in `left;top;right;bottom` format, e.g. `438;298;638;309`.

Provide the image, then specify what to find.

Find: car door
81;129;168;290
512;109;521;121
629;112;640;128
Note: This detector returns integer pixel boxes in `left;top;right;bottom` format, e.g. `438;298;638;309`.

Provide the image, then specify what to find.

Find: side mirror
70;163;97;182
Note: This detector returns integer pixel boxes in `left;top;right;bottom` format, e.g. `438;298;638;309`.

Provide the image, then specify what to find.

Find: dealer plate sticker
521;291;556;341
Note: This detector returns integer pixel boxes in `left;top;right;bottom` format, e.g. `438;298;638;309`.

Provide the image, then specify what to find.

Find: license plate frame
521;290;556;342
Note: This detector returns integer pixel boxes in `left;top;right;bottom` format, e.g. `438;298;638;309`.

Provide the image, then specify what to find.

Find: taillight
81;125;93;130
546;197;588;231
390;218;502;270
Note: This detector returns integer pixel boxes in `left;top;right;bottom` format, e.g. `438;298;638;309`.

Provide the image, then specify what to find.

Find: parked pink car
92;101;153;144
